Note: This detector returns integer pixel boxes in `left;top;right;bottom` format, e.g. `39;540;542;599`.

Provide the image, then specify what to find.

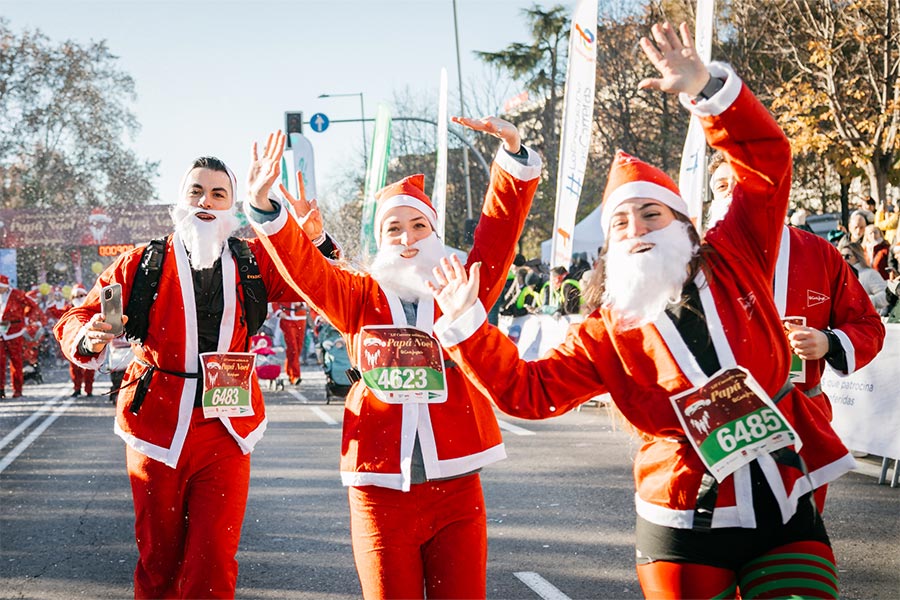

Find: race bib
199;352;256;418
358;326;448;404
782;316;807;384
670;367;800;482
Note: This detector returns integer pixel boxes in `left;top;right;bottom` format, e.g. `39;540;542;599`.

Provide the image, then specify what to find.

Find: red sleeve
53;248;144;365
446;317;608;420
701;81;792;281
823;240;886;374
249;211;378;336
467;152;539;309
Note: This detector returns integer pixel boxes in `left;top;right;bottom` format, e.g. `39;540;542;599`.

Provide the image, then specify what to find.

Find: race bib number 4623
358;326;448;404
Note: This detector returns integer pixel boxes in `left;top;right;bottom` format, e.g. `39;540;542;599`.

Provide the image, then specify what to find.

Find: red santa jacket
0;289;44;340
435;64;854;530
54;234;300;467
44;301;71;322
248;146;541;491
773;225;885;418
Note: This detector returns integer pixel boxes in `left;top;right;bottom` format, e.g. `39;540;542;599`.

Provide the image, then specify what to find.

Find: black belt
128;358;200;414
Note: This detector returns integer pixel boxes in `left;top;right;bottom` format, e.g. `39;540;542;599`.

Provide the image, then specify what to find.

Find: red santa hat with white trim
373;174;438;247
70;283;87;298
0;274;9;286
600;151;688;235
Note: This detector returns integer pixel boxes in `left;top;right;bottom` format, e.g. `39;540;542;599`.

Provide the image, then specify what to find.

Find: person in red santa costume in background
66;284;96;397
428;21;854;599
0;274;44;398
706;150;885;513
244;117;540;599
271;301;308;385
54;152;338;599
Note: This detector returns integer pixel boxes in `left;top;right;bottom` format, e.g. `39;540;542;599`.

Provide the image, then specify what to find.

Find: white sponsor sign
550;0;597;269
821;323;900;460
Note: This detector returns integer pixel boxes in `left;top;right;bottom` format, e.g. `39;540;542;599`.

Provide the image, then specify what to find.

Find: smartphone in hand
100;283;124;337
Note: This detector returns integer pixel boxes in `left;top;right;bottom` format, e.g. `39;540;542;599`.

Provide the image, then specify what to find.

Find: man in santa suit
0;274;44;398
271;301;307;384
245;118;540;599
706;152;886;511
54;153;337;599
428;22;854;598
65;284;96;397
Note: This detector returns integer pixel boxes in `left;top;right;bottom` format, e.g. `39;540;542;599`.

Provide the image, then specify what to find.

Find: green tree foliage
0;19;158;209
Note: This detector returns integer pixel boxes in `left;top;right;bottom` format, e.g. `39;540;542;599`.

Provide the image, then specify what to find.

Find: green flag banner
361;103;393;257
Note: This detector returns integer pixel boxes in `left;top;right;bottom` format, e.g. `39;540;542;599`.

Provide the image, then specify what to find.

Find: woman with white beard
245;119;541;598
427;22;852;600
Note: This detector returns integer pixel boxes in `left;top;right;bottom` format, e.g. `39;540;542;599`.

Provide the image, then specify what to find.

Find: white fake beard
602;220;698;330
71;297;85;308
368;232;448;302
705;197;732;231
171;205;241;270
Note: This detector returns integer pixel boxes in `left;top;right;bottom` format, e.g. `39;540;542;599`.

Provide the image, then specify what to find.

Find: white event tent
540;203;605;265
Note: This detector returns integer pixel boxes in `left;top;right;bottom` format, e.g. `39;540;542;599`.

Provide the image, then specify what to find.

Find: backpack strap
124;236;169;344
227;237;268;341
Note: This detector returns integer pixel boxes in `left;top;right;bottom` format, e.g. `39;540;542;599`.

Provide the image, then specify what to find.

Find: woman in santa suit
429;22;851;600
244;118;541;598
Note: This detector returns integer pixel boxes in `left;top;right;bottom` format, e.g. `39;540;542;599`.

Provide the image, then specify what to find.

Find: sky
1;0;563;209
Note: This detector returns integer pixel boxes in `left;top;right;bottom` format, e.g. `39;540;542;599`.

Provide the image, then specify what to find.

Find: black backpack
123;235;268;346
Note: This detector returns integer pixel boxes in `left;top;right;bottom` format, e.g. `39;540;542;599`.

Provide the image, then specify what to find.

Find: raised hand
278;171;324;241
637;21;710;97
426;254;481;322
452;115;521;153
247;131;286;210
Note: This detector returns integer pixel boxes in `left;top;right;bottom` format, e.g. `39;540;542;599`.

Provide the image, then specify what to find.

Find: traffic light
285;112;303;147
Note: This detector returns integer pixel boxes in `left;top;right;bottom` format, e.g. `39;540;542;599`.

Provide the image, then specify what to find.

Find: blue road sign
309;113;330;133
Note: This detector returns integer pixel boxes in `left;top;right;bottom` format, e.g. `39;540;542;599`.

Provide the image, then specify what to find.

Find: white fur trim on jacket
433;301;487;347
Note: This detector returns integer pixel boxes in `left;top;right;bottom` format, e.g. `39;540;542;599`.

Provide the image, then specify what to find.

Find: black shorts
635;464;830;571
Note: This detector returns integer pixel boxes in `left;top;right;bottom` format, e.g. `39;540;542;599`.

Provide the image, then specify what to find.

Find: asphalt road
1;365;898;599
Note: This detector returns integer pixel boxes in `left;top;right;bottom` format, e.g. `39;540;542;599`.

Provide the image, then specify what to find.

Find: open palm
427;255;481;322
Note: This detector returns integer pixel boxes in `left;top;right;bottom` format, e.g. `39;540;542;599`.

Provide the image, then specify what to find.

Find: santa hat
0;274;9;286
373;174;437;247
600;151;688;235
70;283;87;298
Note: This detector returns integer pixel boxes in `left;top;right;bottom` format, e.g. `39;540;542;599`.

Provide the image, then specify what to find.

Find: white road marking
287;389;338;425
0;396;77;474
514;572;572;600
0;395;64;451
497;418;536;436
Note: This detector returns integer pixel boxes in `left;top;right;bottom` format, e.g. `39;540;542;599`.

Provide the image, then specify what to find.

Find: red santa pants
279;318;306;382
0;336;24;395
348;473;487;600
126;409;250;599
69;363;94;395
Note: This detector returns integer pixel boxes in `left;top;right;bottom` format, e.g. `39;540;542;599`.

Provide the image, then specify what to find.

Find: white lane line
497;418;536;436
0;396;77;474
514;572;572;600
0;395;64;451
287;389;338;426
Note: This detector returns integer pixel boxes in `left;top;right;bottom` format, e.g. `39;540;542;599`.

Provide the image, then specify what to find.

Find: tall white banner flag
289;133;318;201
678;0;715;227
550;0;598;270
433;67;449;240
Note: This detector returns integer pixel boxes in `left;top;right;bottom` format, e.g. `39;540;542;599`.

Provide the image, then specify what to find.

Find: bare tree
0;19;158;209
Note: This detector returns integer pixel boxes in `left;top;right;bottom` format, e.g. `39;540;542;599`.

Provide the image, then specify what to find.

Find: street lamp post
318;92;367;170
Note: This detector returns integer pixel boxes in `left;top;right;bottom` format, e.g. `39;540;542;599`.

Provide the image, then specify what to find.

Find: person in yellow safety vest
500;267;541;317
538;266;583;315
